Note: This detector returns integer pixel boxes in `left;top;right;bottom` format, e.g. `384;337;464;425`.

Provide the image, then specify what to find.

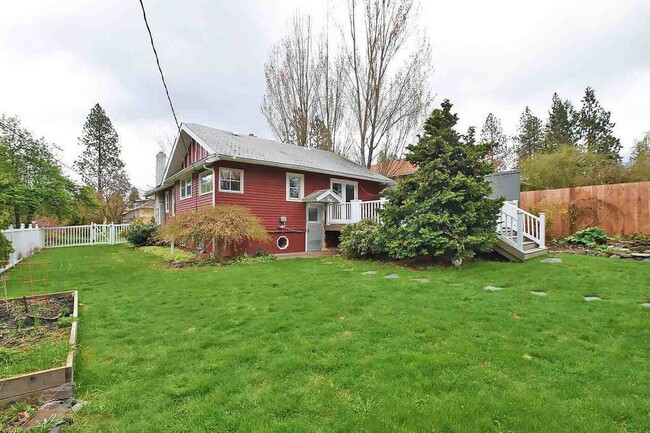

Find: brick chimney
155;151;167;186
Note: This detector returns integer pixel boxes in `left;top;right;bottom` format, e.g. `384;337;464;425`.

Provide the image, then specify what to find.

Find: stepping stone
584;296;602;301
362;271;377;275
531;291;547;297
483;285;504;291
410;278;430;283
541;257;562;264
384;274;399;279
641;303;650;308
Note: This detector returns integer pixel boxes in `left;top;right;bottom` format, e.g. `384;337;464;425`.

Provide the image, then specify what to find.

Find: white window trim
198;170;214;196
218;167;244;194
180;174;192;200
164;191;169;213
286;172;305;202
330;178;358;201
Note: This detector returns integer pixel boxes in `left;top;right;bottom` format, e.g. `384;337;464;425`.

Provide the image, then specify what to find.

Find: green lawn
5;246;650;432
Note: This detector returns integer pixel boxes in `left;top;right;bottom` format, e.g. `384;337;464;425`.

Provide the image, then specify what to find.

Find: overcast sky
1;0;649;192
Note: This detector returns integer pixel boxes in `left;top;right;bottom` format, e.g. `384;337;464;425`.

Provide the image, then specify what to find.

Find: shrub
566;227;609;248
0;235;13;262
125;218;158;247
157;205;270;258
340;219;384;258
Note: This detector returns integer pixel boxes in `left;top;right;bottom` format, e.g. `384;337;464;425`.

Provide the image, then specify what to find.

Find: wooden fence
520;181;650;237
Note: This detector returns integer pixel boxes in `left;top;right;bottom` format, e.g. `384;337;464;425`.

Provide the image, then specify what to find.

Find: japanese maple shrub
157;205;269;258
380;100;503;265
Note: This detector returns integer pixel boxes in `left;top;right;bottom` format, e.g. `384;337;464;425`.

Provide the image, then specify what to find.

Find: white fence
43;223;129;248
1;223;130;273
1;224;45;273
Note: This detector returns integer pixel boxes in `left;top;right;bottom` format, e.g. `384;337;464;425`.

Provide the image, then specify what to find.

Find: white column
539;212;546;248
516;210;524;250
350;200;362;223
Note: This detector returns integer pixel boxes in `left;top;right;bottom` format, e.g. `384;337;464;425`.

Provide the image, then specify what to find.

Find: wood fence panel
520;181;650;237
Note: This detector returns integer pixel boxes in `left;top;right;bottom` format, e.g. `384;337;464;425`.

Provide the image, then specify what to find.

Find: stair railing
499;202;546;250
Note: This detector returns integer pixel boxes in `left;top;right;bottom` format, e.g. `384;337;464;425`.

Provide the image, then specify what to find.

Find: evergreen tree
628;131;650;182
576;87;621;159
380;100;503;265
544;93;577;149
516;107;544;162
74;104;130;195
127;187;141;206
479;113;510;171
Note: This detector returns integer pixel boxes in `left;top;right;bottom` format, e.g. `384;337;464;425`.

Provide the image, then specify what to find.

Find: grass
137;245;196;261
0;329;70;378
4;246;650;432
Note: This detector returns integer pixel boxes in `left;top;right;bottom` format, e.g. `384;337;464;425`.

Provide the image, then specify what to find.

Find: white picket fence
1;223;130;273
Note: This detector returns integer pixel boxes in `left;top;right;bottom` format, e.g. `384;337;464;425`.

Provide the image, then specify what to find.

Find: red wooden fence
520;181;650;237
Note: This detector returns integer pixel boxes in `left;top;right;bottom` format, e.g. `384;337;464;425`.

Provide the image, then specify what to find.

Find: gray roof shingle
184;123;393;184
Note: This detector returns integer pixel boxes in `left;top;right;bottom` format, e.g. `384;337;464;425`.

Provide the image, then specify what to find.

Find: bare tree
341;0;432;167
261;15;320;148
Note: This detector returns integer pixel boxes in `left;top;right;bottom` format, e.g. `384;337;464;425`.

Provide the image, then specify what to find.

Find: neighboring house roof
157;123;394;190
370;159;417;179
122;198;155;216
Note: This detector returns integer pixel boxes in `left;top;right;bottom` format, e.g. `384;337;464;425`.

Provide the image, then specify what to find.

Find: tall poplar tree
577;87;621;159
75;104;129;195
544;93;577;150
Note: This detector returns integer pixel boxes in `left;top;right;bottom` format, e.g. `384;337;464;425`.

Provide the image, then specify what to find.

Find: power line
137;0;188;156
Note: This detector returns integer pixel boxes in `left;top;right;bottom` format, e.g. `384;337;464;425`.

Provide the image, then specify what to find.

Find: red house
148;123;394;254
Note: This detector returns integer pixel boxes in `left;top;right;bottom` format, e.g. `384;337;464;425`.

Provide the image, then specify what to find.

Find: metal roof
182;123;394;184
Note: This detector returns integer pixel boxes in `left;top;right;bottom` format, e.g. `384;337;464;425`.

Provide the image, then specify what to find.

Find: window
286;172;304;201
276;236;289;250
330;179;358;202
164;191;169;213
308;207;319;222
199;170;214;195
219;168;243;193
180;175;192;199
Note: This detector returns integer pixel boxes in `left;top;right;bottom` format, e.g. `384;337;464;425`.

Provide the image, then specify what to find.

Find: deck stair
494;201;548;261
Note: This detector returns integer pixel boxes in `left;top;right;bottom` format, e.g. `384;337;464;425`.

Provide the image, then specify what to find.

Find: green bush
339;219;384;258
125;219;158;247
0;235;13;262
566;227;609;248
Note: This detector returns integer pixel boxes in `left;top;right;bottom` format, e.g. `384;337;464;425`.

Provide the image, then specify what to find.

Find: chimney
155;151;167;186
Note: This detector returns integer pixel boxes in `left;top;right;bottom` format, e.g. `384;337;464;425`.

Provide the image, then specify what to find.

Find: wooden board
0;290;78;408
521;181;650;237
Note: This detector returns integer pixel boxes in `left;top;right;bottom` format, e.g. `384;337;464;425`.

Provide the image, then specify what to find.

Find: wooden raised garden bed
0;291;78;408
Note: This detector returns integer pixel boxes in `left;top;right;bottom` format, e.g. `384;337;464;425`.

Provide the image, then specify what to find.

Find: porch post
516;210;524;250
539;212;546;248
350;200;362;223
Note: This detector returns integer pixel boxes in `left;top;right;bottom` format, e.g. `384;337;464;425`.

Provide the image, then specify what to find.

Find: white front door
306;204;324;252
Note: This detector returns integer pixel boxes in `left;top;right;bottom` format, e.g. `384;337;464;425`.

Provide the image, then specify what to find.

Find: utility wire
137;0;188;156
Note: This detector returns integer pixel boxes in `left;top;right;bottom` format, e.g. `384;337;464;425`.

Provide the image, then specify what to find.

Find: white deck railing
498;201;545;249
326;199;386;225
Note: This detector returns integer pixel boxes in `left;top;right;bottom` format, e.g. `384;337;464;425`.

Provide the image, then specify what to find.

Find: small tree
380;100;503;265
576;87;621;159
157;205;270;258
515;107;544;163
544;93;578;150
480;113;511;171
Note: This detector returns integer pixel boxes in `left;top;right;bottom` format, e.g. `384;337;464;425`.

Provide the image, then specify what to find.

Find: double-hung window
286;172;304;201
164;191;169;213
219;168;243;193
199;170;214;195
180;175;192;199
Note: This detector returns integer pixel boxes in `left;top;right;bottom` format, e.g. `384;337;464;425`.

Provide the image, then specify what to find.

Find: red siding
162;160;382;254
181;139;209;169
